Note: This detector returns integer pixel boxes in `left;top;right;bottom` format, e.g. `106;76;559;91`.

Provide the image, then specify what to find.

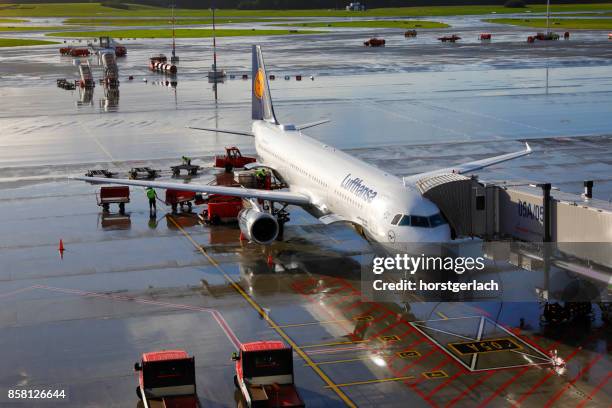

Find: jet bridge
416;173;612;266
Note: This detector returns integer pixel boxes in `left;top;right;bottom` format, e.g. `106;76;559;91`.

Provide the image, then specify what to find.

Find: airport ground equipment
95;36;127;57
56;78;76;90
60;46;90;57
100;51;119;87
215;147;257;172
232;341;304;408
129;167;160;179
564;31;570;40
201;194;243;224
404;30;417;37
78;62;95;88
165;189;196;213
85;169;116;178
364;38;385;47
150;54;177;75
439;34;461;42
535;32;559;40
479;33;492;40
171;163;200;176
135;350;199;408
96;186;129;214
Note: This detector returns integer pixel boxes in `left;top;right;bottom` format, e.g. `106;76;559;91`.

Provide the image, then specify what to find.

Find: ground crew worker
255;168;267;189
146;187;157;216
182;155;192;166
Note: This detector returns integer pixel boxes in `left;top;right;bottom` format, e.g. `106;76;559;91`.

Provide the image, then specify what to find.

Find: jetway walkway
416;173;612;265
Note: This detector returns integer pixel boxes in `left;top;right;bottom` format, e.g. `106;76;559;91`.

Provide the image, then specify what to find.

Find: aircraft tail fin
252;45;278;124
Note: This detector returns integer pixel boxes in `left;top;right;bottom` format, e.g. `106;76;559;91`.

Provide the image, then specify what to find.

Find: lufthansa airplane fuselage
252;121;452;244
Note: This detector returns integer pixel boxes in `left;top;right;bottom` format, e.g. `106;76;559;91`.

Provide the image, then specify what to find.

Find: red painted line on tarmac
306;345;369;355
445;371;496;408
576;372;612;408
409;356;450;389
411;381;439;408
340;299;368;313
477;365;531;408
543;354;604;408
366;319;404;340
398;348;438;376
329;291;359;308
428;371;463;398
0;286;35;299
352;311;393;336
515;346;583;406
32;284;242;349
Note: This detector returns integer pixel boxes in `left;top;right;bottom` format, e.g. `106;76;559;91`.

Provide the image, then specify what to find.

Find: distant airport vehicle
364;38;386;47
232;341;304;408
76;45;532;246
134;350;200;408
92;36;127;57
150;54;177;75
535;32;560;41
56;78;75;90
479;33;492;41
404;30;417;37
215;147;257;172
59;47;90;57
439;34;461;42
77;62;95;88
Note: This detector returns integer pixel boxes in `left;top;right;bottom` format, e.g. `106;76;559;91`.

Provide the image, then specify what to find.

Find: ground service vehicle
215;147;257;172
364;38;385;47
233;341;304;408
135;350;199;408
202;194;243;224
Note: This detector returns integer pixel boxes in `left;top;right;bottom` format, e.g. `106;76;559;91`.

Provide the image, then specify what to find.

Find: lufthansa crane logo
254;68;265;100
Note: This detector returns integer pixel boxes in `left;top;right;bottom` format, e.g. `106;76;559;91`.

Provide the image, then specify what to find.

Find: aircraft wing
73;176;312;206
403;143;532;186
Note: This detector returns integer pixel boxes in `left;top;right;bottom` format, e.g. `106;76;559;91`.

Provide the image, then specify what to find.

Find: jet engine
238;208;279;245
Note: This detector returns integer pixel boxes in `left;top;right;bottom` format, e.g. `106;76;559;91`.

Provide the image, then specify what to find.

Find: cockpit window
429;213;447;227
398;216;411;226
411;216;430;228
393;213;448;228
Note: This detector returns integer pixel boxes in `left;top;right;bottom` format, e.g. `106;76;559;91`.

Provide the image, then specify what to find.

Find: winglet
525;142;532;153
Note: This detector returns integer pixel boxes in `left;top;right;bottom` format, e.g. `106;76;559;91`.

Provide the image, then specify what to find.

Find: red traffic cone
58;239;65;252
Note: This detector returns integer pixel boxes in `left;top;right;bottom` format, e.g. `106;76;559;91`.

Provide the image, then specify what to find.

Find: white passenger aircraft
76;45;532;246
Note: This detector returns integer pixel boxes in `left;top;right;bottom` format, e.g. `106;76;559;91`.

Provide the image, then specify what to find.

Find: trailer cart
97;186;130;214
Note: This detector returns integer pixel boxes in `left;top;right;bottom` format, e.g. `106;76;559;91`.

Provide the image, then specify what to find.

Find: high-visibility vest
146;189;156;199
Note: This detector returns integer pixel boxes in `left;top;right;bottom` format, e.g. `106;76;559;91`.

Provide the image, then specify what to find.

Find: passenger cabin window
391;214;402;225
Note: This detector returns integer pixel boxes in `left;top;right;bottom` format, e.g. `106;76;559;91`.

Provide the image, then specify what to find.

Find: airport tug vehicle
233;341;304;408
215;147;257;172
134;350;200;408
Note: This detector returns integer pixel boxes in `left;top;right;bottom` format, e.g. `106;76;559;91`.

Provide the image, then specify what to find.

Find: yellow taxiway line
326;375;416;388
167;216;357;408
301;339;370;349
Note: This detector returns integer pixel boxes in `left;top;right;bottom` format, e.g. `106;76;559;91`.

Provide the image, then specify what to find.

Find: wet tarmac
0;18;611;408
